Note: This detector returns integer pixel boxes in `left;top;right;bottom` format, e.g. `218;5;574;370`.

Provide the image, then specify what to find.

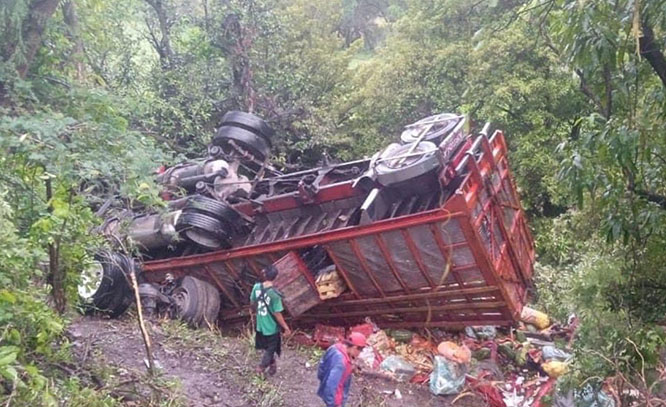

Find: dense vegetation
1;0;666;404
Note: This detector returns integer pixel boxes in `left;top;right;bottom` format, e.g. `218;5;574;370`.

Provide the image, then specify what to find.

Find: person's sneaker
267;361;277;376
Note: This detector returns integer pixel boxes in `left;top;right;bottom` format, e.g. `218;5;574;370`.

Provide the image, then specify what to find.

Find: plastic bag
430;355;467;395
542;345;572;362
358;346;382;370
379;356;415;382
520;306;550;330
465;326;498;340
542;360;568;378
578;384;615;407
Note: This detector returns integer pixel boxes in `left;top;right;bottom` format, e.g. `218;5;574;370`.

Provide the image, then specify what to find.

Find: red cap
347;332;367;348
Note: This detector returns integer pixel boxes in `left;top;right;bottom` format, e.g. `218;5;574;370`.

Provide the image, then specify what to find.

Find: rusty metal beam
292;252;318;291
324;285;499;307
267;252;280;263
300;301;506;319
246;258;263;278
373;234;411;293
223;261;250;296
428;223;453;286
324;246;361;299
203;265;240;308
428;222;480;316
377;319;512;329
456;202;517;322
348;239;386;298
143;208;463;271
400;229;437;288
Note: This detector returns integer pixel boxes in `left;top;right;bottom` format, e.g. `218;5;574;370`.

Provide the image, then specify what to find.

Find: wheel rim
172;286;190;314
78;260;104;300
184;227;225;249
400;113;460;144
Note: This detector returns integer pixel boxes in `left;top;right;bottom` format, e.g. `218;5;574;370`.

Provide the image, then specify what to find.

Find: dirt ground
66;315;486;407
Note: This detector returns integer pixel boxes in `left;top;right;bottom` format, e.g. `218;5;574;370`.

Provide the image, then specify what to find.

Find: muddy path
67;315;484;407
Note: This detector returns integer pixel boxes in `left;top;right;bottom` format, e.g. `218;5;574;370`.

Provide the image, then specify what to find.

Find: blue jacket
317;343;352;407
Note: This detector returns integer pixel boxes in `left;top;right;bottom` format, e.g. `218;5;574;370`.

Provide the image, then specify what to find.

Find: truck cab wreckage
80;112;535;330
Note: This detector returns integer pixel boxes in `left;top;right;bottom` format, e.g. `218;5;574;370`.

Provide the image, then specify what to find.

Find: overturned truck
80;112;535;329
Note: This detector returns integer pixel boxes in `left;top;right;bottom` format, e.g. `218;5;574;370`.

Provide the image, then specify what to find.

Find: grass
80;344;186;407
246;375;285;407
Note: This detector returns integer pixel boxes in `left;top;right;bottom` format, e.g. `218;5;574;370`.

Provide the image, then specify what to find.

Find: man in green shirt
250;264;291;377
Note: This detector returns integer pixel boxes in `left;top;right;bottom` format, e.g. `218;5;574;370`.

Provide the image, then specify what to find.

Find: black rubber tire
80;252;133;318
176;212;230;249
177;212;226;235
172;276;221;327
201;279;221;326
212;126;271;161
184;195;241;226
172;276;204;326
220;111;274;144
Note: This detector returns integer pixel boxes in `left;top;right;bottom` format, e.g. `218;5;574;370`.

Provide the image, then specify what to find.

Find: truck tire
201;280;221;326
78;252;133;317
212;126;271;161
176;212;231;250
375;141;441;186
172;276;220;327
220;111;274;144
184;195;241;226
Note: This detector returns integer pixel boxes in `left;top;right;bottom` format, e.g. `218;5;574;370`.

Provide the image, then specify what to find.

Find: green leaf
0;366;18;382
0;290;17;304
0;347;19;366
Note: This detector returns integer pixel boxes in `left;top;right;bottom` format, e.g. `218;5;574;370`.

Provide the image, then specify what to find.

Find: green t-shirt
250;283;284;336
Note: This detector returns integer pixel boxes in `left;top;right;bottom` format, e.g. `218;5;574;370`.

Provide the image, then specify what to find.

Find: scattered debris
542;345;573;362
520;306;551;330
387;329;414;343
379;355;416;382
465;326;498;340
430;355;467;395
313;324;345;348
315;267;347;300
577;384;616;407
437;341;471;364
394;388;403;399
358;346;382;370
302;306;583;406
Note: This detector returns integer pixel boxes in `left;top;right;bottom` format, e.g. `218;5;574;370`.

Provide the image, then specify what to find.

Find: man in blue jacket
317;332;367;407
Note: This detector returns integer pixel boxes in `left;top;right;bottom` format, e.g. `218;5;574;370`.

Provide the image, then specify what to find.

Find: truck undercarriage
79;112;535;329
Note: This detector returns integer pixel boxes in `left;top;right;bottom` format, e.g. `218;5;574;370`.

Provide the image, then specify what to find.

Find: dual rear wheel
79;252;221;328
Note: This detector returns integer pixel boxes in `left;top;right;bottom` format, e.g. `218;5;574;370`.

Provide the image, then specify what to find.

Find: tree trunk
62;0;85;81
145;0;174;69
45;178;66;313
640;21;666;89
17;0;62;78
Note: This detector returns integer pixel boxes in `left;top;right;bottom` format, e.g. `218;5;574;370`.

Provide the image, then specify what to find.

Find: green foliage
1;0;666;401
0;193;117;405
536;209;666;394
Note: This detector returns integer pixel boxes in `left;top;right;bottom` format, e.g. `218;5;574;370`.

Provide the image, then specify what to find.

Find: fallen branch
128;265;156;376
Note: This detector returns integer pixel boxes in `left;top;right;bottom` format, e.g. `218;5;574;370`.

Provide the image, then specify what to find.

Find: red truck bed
142;129;535;329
